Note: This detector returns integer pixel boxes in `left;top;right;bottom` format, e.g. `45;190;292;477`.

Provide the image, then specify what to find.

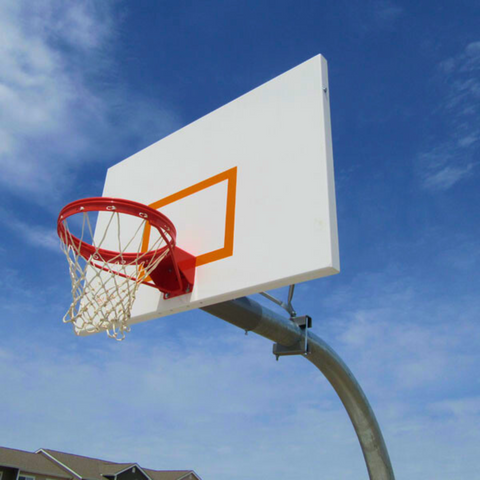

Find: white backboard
83;54;339;333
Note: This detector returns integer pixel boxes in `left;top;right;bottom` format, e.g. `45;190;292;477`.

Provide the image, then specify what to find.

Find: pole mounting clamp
273;315;312;360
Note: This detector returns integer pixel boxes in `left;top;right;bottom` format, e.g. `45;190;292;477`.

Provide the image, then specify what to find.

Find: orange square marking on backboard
142;167;237;267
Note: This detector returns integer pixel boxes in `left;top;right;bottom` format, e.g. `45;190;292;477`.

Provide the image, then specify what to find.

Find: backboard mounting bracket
260;284;297;317
273;315;312;360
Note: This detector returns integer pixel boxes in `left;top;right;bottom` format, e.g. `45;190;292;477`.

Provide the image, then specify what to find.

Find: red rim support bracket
149;247;196;299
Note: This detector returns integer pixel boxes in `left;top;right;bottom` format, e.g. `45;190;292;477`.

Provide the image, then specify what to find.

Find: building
0;447;201;480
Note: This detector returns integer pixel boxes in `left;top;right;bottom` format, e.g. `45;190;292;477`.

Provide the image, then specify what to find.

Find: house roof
143;470;196;480
39;450;196;480
0;447;71;478
39;450;127;480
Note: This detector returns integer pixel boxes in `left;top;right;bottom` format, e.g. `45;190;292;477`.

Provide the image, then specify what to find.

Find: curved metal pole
202;296;395;480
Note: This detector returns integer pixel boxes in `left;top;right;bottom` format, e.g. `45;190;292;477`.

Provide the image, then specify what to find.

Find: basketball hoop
57;197;196;340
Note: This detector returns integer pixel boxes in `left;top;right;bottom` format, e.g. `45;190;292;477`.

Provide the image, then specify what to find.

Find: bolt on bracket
273;315;312;360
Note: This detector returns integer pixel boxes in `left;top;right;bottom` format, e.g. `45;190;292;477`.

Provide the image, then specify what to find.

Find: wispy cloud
338;303;480;392
0;0;180;202
0;207;59;252
0;330;366;480
418;41;480;191
419;145;475;191
372;0;404;27
319;264;480;477
2;261;480;480
0;1;109;197
349;0;404;34
431;396;480;417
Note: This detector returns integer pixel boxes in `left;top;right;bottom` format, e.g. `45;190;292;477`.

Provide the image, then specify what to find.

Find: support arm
201;296;395;480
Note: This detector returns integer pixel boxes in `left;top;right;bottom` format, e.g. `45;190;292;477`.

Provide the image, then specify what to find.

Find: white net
60;210;170;340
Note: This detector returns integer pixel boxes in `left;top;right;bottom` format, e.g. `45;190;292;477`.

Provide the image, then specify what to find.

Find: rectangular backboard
82;54;339;333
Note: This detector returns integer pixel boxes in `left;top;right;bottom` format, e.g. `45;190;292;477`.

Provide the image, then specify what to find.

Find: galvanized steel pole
202;296;395;480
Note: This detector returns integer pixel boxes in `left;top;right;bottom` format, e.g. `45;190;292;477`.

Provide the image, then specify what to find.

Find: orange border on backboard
141;167;237;267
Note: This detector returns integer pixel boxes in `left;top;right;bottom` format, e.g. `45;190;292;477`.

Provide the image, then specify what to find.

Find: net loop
57;198;176;340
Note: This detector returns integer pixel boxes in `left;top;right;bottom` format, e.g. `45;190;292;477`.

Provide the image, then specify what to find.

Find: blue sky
1;1;479;479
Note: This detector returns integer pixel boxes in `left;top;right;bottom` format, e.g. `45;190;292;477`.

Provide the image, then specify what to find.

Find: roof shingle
40;450;194;480
0;447;72;478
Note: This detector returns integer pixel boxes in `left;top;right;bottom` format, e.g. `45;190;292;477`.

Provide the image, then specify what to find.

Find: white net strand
60;209;170;340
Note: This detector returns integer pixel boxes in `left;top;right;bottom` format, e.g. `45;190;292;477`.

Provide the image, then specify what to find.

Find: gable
116;467;149;480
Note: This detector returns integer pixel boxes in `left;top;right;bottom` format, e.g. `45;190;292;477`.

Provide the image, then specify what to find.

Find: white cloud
373;0;404;25
2;263;480;480
422;161;474;191
0;207;59;251
19;222;59;252
419;156;475;193
318;265;480;477
45;2;114;49
0;329;366;480
343;311;478;391
431;396;480;417
437;236;480;271
418;41;480;191
0;1;106;185
0;0;179;202
348;0;403;34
